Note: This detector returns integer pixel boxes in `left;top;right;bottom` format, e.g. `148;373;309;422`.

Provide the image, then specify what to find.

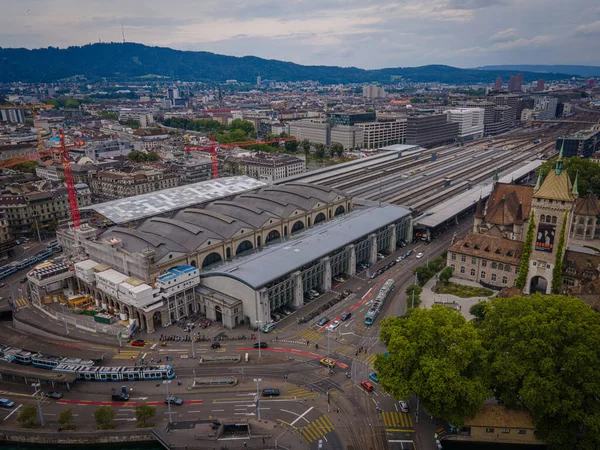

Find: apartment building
0;109;25;123
357;119;406;149
446;108;485;139
89;170;179;202
362;85;386;99
0;185;92;237
0;213;14;261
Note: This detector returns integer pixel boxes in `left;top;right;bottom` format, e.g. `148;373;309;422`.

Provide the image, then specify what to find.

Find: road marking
211;409;225;412
115;418;136;421
3;404;22;421
290;406;314;426
188;410;202;413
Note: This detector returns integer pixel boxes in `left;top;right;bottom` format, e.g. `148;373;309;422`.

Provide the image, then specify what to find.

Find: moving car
262;388;280;397
112;392;130;401
317;317;330;327
165;396;184;405
416;252;424;259
377;253;385;261
360;381;374;392
130;339;145;347
43;391;63;399
340;312;352;321
254;342;268;349
262;323;276;333
0;398;15;408
327;320;340;331
399;400;409;413
333;276;345;283
319;357;336;368
211;342;221;349
369;372;379;383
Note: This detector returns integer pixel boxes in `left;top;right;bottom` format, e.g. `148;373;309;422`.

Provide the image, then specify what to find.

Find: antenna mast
121;22;126;43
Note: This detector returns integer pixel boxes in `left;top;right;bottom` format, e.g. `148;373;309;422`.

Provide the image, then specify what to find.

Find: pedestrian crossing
299;414;335;443
13;298;29;309
333;344;377;365
286;386;319;400
114;350;141;360
294;328;323;343
382;411;413;431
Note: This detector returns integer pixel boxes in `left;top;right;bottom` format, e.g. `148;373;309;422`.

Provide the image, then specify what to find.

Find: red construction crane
184;137;298;179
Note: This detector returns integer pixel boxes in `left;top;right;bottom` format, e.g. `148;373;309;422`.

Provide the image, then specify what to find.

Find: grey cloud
573;21;600;36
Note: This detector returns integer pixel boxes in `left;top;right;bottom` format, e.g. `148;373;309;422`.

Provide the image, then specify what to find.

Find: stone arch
314;212;326;225
236;240;254;255
530;276;548;294
202;252;222;268
334;205;345;216
291;220;305;234
265;230;281;244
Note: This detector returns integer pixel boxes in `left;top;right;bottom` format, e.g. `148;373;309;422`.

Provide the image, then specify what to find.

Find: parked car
377;253;385;261
369;273;378;279
396;256;403;263
165;396;184;405
360;381;374;392
333;276;345;283
130;339;145;347
43;391;63;399
416;252;424;259
0;398;15;408
254;342;268;349
399;400;409;413
211;342;221;349
340;312;352;321
281;307;292;315
319;357;336;368
327;320;340;331
262;388;280;397
308;289;320;298
369;372;379;383
317;317;330;326
405;250;412;257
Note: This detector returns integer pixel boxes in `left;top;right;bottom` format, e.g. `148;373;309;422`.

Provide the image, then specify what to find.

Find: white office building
446;108;485;139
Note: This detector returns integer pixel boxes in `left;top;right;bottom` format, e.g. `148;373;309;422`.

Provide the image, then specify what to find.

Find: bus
365;279;395;326
0;266;17;280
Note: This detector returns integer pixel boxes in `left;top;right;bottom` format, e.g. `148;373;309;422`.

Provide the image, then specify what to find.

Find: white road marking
3;404;22;421
211;409;225;412
188;410;202;413
115;418;136;421
44;413;56;416
290;406;314;426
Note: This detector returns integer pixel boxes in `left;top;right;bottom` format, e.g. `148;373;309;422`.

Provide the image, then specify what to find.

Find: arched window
505;264;511;272
314;212;326;224
235;240;253;255
470;269;476;276
498;263;504;271
502;276;508;284
460;266;465;274
491;262;497;269
540;214;546;223
481;271;486;279
291;221;305;234
450;264;455;271
552;216;557;224
265;230;281;243
202;252;222;268
491;273;497;281
334;205;345;216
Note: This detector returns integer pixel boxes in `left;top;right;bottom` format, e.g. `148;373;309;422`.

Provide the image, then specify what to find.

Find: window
502;429;510;434
533;261;537;266
460;266;465;274
471;257;477;265
486;428;494;433
552;216;557;224
451;264;455;271
451;253;456;260
461;255;466;263
470;269;476;276
502;276;508;284
505;265;511;272
491;262;497;269
518;430;526;435
540;214;545;223
482;260;487;267
492;274;497;281
480;271;486;279
498;263;504;271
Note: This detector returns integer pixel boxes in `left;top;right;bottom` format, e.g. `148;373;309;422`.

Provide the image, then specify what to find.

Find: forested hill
0;42;573;84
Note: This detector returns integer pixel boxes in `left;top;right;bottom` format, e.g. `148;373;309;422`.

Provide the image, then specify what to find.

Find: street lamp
254;378;262;421
163;380;173;424
255;320;262;359
32;383;44;427
187;329;196;359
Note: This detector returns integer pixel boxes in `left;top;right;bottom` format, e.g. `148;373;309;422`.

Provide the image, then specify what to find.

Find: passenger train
0;345;95;368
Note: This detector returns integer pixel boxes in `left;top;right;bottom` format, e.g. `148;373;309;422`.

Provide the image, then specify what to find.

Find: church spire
572;170;579;196
555;141;565;175
534;169;543;191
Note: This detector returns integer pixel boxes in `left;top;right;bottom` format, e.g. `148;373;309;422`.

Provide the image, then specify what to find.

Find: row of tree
127;150;159;162
17;404;156;430
374;294;600;449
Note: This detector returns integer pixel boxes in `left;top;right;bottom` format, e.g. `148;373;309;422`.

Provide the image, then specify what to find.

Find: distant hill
477;65;600;78
0;43;574;84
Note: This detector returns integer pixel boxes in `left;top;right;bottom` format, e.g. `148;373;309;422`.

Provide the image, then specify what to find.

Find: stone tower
525;145;577;294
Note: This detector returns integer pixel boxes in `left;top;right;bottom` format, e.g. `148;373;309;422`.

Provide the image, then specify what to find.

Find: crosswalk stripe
300;415;334;443
382;411;413;428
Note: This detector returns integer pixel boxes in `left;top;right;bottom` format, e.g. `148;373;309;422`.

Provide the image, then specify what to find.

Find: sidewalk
420;276;496;321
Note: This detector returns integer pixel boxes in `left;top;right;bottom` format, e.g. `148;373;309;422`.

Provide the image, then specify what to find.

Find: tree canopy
94;406;116;430
375;306;490;426
538;156;600;197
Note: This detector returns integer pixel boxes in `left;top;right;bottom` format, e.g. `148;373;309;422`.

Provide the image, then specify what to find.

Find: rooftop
202;204;410;289
80;175;268;224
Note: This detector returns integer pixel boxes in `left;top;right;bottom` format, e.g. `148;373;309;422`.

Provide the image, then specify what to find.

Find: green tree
134;403;156;428
405;285;422;308
516;211;535;290
124;119;140;129
301;139;310;154
284;140;298;153
375;307;490;426
94;406;116;430
330;142;344;157
479;294;600;449
551;210;568;294
17;405;38;428
229;119;255;135
469;301;487;322
146;151;159;161
98;110;119;120
127;150;146;162
12;161;38;173
314;143;326;158
439;267;453;285
538;157;600;197
58;408;75;430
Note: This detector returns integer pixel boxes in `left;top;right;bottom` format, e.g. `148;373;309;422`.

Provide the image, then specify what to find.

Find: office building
223;153;306;181
405;114;459;148
0;109;25;123
362;85;386;99
288;120;330;145
556;129;600;159
446;108;485;139
70;140;134;161
356;119;406;149
89;170;179;202
459;101;496;125
170;158;214;185
494;78;502;91
256;76;262;87
327;112;376;127
508;73;523;92
536;79;545;91
330;125;364;150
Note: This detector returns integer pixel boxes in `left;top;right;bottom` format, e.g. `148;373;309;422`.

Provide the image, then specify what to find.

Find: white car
327;320;340;331
399;400;409;413
416;252;424;259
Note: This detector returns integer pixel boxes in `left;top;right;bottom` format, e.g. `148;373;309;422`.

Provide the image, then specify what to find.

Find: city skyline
2;0;600;70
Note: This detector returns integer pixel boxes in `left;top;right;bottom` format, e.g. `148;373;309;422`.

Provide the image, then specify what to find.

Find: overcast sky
2;0;599;69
